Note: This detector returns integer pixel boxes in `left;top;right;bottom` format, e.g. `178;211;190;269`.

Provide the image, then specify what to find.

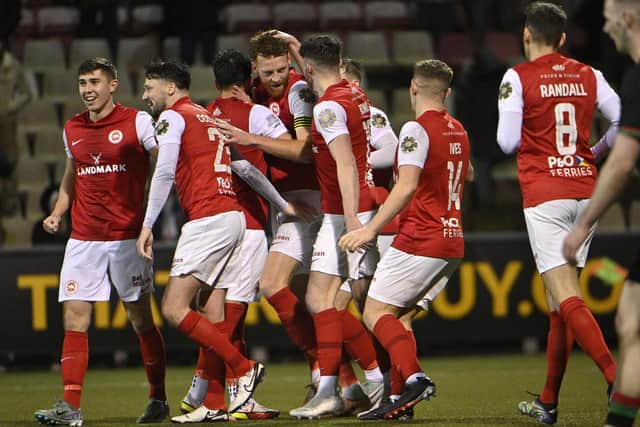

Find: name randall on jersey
540;82;587;98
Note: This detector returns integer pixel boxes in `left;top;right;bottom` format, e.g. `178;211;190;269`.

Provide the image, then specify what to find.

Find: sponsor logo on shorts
132;274;143;287
65;280;79;295
313;251;326;257
273;234;290;241
172;257;183;266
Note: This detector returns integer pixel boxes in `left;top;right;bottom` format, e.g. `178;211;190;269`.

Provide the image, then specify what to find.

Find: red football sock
539;312;569;404
340;310;378;371
559;297;616;384
407;330;417;356
137;326;167;401
267;288;317;361
203;320;231;411
373;315;421;381
61;331;88;409
338;351;358;388
178;310;251;377
225;302;248;355
313;308;343;376
390;365;404;396
372;334;391;373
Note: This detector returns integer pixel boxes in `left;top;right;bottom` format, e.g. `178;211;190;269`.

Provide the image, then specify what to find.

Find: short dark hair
414;59;453;91
249;30;289;60
213;49;252;88
77;57;117;81
524;1;567;47
342;58;362;82
299;35;342;68
144;60;191;90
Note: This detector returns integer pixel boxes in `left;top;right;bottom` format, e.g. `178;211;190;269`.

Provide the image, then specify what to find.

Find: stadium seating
438;32;474;68
3;214;34;246
216;35;251;56
38;6;79;36
273;3;318;33
363;1;410;30
41;67;77;103
117;37;160;72
221;4;271;34
69;38;112;69
391;31;435;66
345;31;389;67
23;39;66;71
16;156;51;192
189;66;218;104
18;101;60;131
318;1;363;31
486;32;522;64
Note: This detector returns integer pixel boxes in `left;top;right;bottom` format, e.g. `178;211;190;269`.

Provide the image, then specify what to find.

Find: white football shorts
218;229;268;303
524;199;596;274
338;233;396;293
368;247;461;308
59;238;153;302
171;211;245;286
311;210;379;280
269;189;322;274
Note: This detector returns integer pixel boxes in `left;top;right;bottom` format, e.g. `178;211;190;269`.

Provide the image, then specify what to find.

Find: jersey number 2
208;127;231;174
554;102;578;155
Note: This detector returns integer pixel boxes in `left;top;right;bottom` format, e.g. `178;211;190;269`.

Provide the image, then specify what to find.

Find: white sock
186;375;207;404
317;375;338;396
405;372;426;385
311;368;321;387
364;366;384;382
341;383;363;400
389;394;401;402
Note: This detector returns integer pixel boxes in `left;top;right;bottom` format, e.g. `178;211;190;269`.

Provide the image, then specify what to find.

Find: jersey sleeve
369;106;398;150
620;65;640;140
154;110;185;147
497;68;524;113
313;100;349;145
397;121;429;168
62;128;72;159
135;111;158;151
249;104;289;138
592;68;621;123
288;80;314;129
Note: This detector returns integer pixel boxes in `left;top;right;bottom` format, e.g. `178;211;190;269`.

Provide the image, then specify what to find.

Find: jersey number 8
554;102;578;156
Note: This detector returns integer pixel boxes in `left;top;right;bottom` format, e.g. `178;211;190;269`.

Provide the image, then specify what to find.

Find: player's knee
615;309;640;345
259;276;286;298
160;300;181;327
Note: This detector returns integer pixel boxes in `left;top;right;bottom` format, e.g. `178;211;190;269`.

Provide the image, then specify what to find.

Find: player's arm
137;111;183;260
43;132;75;234
136;110;160;168
369;108;399;169
329;134;361;232
590;68;621;162
274;30;305;72
339;121;427;251
229;146;316;221
496;69;524;155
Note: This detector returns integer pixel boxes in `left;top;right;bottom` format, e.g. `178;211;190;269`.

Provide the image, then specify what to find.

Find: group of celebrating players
32;1;640;426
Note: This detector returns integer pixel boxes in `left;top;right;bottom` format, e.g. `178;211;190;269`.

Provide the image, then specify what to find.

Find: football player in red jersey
288;34;381;419
34;58;169;426
564;1;640;426
137;61;266;423
497;2;620;423
340;59;470;420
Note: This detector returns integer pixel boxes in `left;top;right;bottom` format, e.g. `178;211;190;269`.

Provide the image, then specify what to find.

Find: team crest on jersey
89;152;102;165
318;108;336;129
552;64;565;71
108;129;123;144
269;102;280;116
371;113;387;128
298;87;316;103
498;82;512;100
212;107;222;116
65;280;78;295
401;136;418;153
155;119;170;135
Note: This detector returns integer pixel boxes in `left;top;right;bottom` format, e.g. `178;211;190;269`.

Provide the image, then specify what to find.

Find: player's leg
112;240;169;423
605;280;640;427
35;239;110;426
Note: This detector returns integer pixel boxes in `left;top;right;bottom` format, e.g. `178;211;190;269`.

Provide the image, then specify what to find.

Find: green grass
0;353;614;426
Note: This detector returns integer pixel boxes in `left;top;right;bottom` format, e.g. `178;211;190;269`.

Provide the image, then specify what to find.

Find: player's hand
230;85;252;103
214;119;253;146
562;224;590;265
274;30;300;48
345;216;363;233
42;214;61;234
282;201;318;222
339;227;376;253
137;227;154;262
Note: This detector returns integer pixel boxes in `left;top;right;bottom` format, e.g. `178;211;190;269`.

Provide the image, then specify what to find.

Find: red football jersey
311;80;376;214
64;104;153;241
160;96;239;221
503;52;599;207
208;97;270;230
253;68;318;192
392;110;469;258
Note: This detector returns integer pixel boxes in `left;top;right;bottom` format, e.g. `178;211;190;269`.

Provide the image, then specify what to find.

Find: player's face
255;54;290;98
604;0;629;54
78;70;117;113
142;78;168;116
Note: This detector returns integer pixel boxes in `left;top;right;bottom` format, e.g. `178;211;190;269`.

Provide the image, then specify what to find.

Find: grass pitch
0;353;613;426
